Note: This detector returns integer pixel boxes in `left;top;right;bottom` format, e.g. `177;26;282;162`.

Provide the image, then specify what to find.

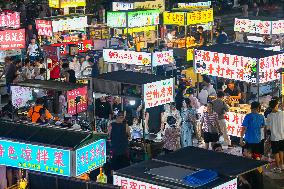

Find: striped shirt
201;112;219;133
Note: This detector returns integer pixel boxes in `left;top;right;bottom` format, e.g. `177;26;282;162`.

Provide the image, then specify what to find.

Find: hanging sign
194;50;258;83
0;29;25;50
152;50;174;67
163;12;185;26
144;78;174;109
107;12;127;28
11;86;33;108
75;139;106;176
225;112;245;138
36;20;53;37
234;18;272;34
103;49;152;66
112;2;134;11
52;16;87;32
178;1;211;9
0;139;71;176
128;10;160;28
272;20;284;35
134;0;165;13
0;12;20;28
187;9;213;25
67;86;88;115
51;40;93;55
60;0;86;8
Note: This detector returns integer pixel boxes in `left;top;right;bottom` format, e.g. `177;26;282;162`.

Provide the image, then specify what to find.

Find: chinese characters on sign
194;50;258;83
272;20;284;35
113;175;170;189
212;178;237;189
128;10;160;28
187;9;213;25
258;54;283;83
11;86;33;108
103;49;152;66
107;12;127;28
36;20;53;37
67;86;88;115
152;50;174;67
0;139;71;176
234;18;272;34
0;12;20;28
178;1;211;9
225;112;244;138
52;16;87;32
75;139;106;176
0;29;25;50
49;0;86;8
112;2;134;11
134;0;165;13
144;78;174;109
163;12;185;26
51;40;92;55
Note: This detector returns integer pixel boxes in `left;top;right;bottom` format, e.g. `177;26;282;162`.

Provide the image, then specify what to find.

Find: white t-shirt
267;111;284;141
69;61;81;78
28;43;40;57
205;84;217;97
198;89;209;105
81;61;92;76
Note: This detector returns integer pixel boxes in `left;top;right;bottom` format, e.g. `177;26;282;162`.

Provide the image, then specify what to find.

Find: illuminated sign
0;12;20;28
0;139;71;176
152;50;174;67
49;0;85;8
134;0;165;13
52;16;87;32
49;0;60;8
103;49;152;66
143;78;174;109
178;1;211;9
36;20;53;37
187;9;213;25
107;12;127;28
112;2;134;11
67;86;88;115
75;139;106;176
51;40;93;55
128;10;160;28
163;12;185;26
0;29;25;50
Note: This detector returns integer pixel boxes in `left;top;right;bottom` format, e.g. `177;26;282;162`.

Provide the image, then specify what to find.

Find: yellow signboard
187;9;213;25
134;0;165;13
163;12;185;26
124;26;156;34
60;0;86;8
187;48;194;61
49;0;60;8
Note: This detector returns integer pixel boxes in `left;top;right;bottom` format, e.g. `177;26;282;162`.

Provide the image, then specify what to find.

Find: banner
67;86;87;115
52;16;87;32
187;9;213;25
0;29;25;50
258;54;283;83
103;49;152;66
11;86;33;108
163;12;185;26
234;18;272;34
194;50;258;83
144;78;174;109
128;10;160;28
272;20;284;35
152;50;174;67
0;12;20;28
107;12;127;28
225;112;245;138
51;40;92;55
60;0;86;8
112;2;134;11
134;0;165;13
36;20;53;37
178;1;211;9
0;139;71;176
75;139;106;176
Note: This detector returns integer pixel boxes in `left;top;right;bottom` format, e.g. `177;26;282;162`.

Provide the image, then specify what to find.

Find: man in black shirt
145;105;164;134
196;26;207;46
95;95;112;132
224;80;241;101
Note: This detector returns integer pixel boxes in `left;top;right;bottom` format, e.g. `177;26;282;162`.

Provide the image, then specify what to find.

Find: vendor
27;98;52;123
165;30;176;43
196;26;207;46
224;80;242;101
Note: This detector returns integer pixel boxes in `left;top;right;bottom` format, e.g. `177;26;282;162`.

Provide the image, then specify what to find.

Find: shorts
204;132;219;143
271;140;284;154
243;142;262;154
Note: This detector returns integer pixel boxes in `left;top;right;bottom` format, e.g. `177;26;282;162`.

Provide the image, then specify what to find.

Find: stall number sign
178;1;211;9
107;12;127;28
112;2;134;11
0;29;25;50
0;12;20;28
234;18;271;34
258;54;284;83
212;178;237;189
103;49;152;66
52;16;87;32
0;139;71;176
134;0;165;13
11;86;33;108
67;86;87;115
225;112;245;138
128;10;160;28
36;20;52;37
152;50;174;67
75;139;106;176
272;20;284;35
194;50;258;83
144;78;174;109
187;9;213;25
163;12;185;26
51;40;92;55
113;175;170;189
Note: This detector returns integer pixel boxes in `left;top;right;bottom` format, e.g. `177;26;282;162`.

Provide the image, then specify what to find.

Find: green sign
107;12;127;28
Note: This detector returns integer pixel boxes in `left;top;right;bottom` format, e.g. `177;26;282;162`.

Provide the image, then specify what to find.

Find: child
163;116;181;154
130;118;143;140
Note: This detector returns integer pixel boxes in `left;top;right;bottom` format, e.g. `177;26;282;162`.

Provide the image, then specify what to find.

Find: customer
27;98;52;123
181;98;196;147
252;2;260;16
69;56;81;78
196;26;207;46
187;88;200;110
240;0;249;17
212;91;231;146
62;63;76;83
175;84;186;111
22;59;34;80
5;59;20;93
215;29;228;44
163;115;181;154
108;111;130;171
27;38;40;62
266;99;284;173
95;95;112;133
80;55;92;76
145;105;164;134
201;102;222;150
240;102;266;155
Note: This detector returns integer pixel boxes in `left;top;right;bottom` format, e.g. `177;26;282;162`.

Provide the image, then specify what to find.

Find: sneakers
272;167;282;174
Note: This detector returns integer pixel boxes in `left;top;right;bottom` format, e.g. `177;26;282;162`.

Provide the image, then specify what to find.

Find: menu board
163;12;185;26
107;12;127;28
152;50;174;67
187;9;213;25
128;10;160;28
134;0;165;13
52;16;87;32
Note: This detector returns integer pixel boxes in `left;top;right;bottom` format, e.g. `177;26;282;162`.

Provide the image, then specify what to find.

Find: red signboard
0;29;25;50
67;86;88;115
51;40;93;55
0;12;20;28
36;20;53;37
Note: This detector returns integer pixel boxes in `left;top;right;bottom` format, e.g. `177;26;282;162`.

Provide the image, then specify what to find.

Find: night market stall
194;44;284;138
113;146;267;189
0;120;107;188
48;0;86;15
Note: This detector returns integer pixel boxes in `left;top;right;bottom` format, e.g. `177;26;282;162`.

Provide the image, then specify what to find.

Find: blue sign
0;139;71;176
75;139;106;176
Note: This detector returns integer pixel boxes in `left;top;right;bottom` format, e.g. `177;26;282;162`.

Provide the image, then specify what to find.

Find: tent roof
0;120;92;149
198;44;283;58
13;80;87;91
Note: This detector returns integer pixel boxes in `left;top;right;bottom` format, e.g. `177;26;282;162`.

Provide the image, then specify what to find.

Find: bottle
96;167;107;184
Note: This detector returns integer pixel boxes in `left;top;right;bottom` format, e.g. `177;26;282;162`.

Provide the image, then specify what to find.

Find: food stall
48;0;86;15
234;16;284;50
0;119;108;188
113;146;267;189
163;7;214;62
194;44;284;138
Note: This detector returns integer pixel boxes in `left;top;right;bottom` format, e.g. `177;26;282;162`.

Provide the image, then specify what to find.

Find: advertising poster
67;86;88;115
